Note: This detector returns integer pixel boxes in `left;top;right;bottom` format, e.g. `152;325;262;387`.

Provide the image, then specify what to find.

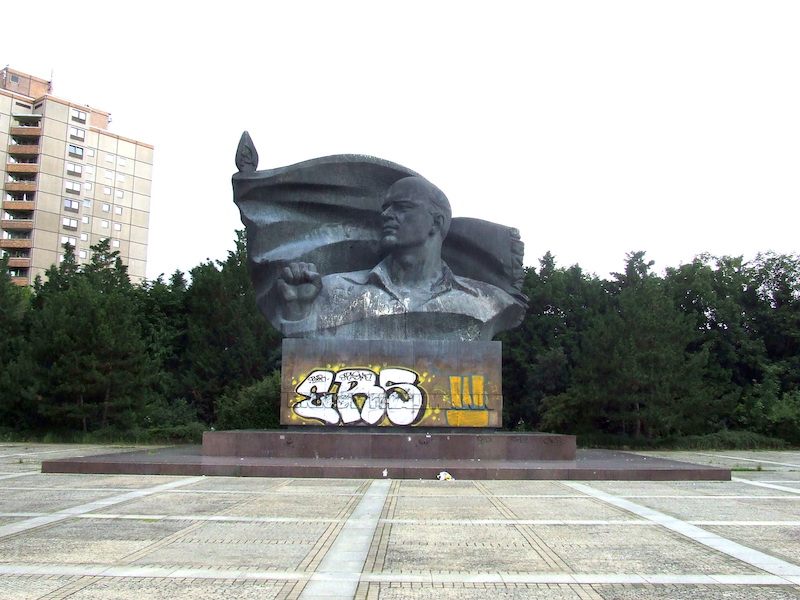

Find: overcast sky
6;1;799;281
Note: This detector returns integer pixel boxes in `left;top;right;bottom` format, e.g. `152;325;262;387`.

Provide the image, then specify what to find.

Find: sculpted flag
232;132;527;338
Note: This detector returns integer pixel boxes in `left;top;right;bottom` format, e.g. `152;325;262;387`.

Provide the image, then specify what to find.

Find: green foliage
540;252;709;439
214;370;282;430
181;232;281;423
3;231;800;449
666;431;789;450
500;253;606;429
576;430;788;450
0;256;39;431
27;241;152;433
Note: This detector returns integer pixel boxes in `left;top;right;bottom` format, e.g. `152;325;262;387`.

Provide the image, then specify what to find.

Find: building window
104;170;113;180
112;240;120;248
81;216;90;224
101;220;109;229
80;233;89;242
63;199;80;211
83;199;91;208
86;148;95;157
113;223;122;231
84;182;92;191
62;218;78;229
114;206;123;215
69;127;86;141
116;173;125;183
3;231;31;240
71;109;87;123
66;163;83;176
85;165;93;175
10;74;20;83
118;157;127;167
102;203;110;212
105;154;115;164
61;235;77;246
103;187;111;195
79;250;88;259
115;190;124;199
65;181;82;194
68;145;84;159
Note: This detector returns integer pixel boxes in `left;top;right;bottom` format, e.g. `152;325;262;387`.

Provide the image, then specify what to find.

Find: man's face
381;186;435;251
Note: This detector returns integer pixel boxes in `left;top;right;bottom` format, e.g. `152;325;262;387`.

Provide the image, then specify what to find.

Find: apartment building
1;67;152;285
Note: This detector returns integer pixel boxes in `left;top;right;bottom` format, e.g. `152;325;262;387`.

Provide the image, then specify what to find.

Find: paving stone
382;522;550;572
90;492;254;516
132;539;314;569
593;583;800;599
394;481;483;496
533;524;765;574
705;525;800;565
0;489;124;513
2;444;800;600
183;477;292;492
390;496;502;520
219;493;355;519
480;481;584;496
376;584;584;599
496;496;638;521
184;520;330;543
632;497;800;522
0;537;159;565
0;575;79;600
68;578;289;599
0;519;191;564
280;480;368;494
6;473;186;490
589;481;729;497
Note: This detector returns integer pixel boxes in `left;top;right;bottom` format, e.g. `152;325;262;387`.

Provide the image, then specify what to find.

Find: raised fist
277;262;322;319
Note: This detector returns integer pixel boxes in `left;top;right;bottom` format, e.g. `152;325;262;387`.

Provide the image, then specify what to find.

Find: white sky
5;1;799;281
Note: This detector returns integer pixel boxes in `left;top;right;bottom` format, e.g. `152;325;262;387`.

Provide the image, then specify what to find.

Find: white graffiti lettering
293;367;425;425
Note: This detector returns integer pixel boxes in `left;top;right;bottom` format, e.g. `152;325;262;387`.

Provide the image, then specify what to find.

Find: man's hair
388;176;451;238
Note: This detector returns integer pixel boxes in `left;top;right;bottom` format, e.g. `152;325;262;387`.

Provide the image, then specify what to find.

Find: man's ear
431;213;445;235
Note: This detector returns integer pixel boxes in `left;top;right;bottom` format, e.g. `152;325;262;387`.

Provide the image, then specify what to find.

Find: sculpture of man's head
381;177;451;252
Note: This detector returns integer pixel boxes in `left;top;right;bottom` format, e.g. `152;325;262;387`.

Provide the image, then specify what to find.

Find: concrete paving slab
0;444;798;598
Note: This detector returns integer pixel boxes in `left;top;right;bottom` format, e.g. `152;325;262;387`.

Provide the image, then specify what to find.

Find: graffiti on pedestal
290;366;493;427
293;367;425;425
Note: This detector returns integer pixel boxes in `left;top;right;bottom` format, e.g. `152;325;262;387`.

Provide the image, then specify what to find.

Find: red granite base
202;430;577;462
40;431;731;481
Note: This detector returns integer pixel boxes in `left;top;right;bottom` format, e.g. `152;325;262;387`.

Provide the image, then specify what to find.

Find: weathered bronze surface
233;133;527;342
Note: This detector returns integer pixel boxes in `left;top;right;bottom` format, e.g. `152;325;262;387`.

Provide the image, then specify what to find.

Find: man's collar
344;258;477;301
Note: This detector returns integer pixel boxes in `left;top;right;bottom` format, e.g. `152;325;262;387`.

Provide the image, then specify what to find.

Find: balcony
4;182;36;193
0;239;32;249
10;276;29;287
2;201;35;211
2;219;33;231
8;144;40;156
6;163;38;174
6;257;30;269
10;126;42;138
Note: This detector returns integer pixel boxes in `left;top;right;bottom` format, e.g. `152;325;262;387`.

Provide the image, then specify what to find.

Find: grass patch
577;430;791;451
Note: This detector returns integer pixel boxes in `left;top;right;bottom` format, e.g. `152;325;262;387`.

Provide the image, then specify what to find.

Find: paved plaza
0;444;798;599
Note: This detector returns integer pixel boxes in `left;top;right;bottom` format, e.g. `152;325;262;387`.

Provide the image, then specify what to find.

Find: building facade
1;67;152;285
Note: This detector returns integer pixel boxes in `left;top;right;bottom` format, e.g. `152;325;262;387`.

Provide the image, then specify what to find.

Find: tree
181;231;281;424
500;252;606;429
0;255;39;430
29;241;153;433
542;252;708;438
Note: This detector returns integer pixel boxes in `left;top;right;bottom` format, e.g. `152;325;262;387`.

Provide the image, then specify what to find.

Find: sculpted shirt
278;258;525;341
